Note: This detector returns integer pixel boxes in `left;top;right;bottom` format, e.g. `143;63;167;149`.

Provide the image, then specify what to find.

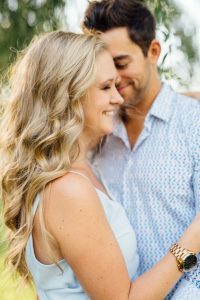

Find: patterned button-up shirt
92;84;200;299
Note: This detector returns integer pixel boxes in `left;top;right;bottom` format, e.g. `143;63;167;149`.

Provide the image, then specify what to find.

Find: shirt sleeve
187;101;200;213
170;278;200;300
184;109;200;289
182;98;200;197
192;128;200;213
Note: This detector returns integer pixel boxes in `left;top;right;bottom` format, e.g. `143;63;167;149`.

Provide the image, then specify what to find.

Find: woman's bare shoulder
52;172;97;200
43;172;102;220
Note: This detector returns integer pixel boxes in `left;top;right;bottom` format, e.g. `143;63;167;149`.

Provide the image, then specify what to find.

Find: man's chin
123;91;142;106
119;87;131;99
120;89;136;103
118;85;142;105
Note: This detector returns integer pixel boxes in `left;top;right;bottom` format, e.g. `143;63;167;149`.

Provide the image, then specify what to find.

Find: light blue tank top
26;173;139;300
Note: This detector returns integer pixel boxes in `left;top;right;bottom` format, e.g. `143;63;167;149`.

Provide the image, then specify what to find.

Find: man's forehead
100;27;128;38
100;28;136;57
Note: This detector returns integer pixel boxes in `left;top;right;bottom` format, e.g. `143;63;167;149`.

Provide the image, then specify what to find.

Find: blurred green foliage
0;0;66;73
144;0;198;84
0;259;36;300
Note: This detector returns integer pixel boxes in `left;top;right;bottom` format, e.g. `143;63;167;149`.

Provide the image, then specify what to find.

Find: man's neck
128;79;162;117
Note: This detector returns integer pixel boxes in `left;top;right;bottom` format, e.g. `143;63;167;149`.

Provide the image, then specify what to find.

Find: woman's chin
102;126;114;136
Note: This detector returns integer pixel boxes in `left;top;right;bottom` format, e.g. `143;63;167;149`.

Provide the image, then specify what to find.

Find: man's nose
115;75;122;88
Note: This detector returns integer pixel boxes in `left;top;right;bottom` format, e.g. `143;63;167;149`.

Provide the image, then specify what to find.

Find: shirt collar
113;83;176;140
148;83;176;123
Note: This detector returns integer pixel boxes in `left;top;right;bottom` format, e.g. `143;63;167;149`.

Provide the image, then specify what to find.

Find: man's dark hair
83;0;156;56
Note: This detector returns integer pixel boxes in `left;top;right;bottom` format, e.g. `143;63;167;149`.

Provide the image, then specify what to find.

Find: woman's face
83;50;123;139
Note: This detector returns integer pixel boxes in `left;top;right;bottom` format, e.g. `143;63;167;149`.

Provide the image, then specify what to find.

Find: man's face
101;27;153;106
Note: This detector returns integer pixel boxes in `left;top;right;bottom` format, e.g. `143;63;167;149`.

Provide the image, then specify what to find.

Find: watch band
170;243;191;260
170;243;196;272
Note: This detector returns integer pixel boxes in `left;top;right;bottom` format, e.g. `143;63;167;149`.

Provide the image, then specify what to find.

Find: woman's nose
110;87;124;105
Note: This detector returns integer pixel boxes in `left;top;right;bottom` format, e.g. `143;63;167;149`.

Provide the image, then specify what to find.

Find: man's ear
147;39;161;64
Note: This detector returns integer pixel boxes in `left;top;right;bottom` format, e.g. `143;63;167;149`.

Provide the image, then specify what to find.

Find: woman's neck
75;132;102;165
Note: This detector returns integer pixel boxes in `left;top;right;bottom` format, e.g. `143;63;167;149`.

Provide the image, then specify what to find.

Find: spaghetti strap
68;170;91;182
68;170;112;200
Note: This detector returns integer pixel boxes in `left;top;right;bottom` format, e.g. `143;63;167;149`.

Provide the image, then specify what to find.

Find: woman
1;31;200;300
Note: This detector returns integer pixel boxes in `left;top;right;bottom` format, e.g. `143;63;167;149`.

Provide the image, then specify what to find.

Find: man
83;0;200;299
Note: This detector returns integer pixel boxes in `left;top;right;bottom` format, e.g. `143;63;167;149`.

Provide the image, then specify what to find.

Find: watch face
183;254;197;271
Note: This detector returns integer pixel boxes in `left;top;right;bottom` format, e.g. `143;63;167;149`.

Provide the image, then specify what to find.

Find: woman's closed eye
102;85;111;90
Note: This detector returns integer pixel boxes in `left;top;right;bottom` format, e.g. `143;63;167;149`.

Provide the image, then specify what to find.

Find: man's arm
182;91;200;100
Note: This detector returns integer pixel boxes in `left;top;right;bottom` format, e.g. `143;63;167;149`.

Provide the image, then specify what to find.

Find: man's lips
117;84;130;93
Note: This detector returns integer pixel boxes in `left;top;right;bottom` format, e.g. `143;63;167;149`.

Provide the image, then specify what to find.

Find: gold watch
170;243;197;272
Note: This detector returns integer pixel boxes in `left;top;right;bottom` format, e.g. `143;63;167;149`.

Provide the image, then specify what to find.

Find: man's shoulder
171;90;200;123
171;91;200;145
175;91;200;110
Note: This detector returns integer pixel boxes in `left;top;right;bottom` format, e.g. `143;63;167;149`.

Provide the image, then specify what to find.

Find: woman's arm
129;215;200;299
44;174;200;300
46;174;131;299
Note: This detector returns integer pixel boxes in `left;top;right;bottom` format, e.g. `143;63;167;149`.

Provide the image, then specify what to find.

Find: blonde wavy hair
0;30;106;282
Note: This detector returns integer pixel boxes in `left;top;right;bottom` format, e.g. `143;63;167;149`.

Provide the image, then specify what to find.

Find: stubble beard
119;85;146;120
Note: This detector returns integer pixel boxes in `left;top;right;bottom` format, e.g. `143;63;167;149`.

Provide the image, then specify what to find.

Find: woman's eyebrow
99;78;114;86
